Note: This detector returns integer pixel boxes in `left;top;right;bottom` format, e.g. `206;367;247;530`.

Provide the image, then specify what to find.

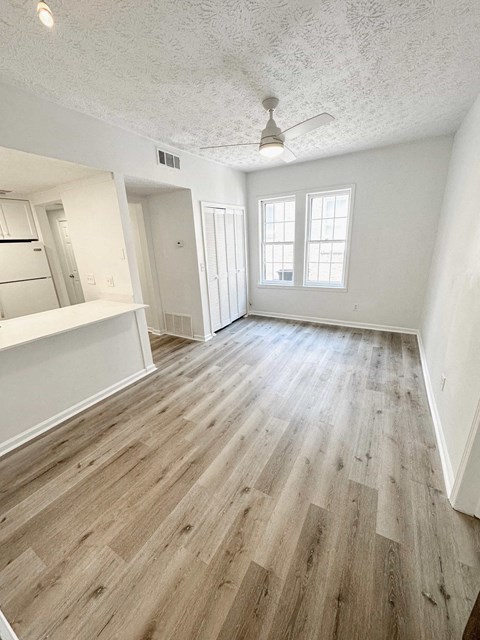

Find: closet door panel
214;209;231;328
235;212;247;316
204;208;222;332
225;211;239;320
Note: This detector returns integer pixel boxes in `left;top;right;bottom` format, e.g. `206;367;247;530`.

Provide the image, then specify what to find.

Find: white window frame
259;195;296;286
304;187;354;290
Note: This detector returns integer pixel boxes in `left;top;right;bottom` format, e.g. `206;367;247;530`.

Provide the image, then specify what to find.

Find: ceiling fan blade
281;146;296;163
281;112;334;141
200;142;257;149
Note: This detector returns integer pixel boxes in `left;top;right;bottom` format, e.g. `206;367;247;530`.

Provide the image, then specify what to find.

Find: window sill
257;283;347;292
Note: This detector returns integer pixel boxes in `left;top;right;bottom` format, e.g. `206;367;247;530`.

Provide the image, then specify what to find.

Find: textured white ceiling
0;146;102;195
1;0;480;170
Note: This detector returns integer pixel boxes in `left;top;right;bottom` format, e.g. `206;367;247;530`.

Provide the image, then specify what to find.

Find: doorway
47;208;84;305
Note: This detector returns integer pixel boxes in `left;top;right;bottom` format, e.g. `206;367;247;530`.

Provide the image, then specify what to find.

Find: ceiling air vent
157;148;181;170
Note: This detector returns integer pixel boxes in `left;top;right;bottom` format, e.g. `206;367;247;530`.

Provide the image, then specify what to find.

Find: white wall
421;96;480;514
247;137;452;331
146;189;206;339
58;174;134;303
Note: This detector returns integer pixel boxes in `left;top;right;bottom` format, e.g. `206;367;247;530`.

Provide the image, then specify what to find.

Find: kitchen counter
0;299;154;457
0;299;146;352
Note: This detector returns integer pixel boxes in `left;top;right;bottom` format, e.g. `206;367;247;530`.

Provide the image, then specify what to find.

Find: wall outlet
106;275;115;287
441;374;447;391
86;273;96;285
353;303;360;311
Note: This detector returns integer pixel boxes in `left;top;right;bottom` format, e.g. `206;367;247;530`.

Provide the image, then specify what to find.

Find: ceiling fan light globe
37;1;54;27
259;141;284;158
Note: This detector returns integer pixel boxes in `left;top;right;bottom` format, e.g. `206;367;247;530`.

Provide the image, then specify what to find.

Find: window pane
307;262;319;281
332;242;345;263
261;198;296;285
305;190;350;286
310;219;321;241
318;263;330;281
319;242;332;262
284;221;295;242
330;263;343;283
273;245;283;262
274;202;284;222
273;264;282;280
265;223;274;241
265;203;274;223
335;195;349;218
334;217;347;240
324;197;335;218
285;201;295;221
273;222;284;242
311;198;322;219
321;218;334;240
309;242;320;262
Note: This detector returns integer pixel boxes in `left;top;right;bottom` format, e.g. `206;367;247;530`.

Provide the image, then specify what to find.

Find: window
260;197;295;284
305;188;352;288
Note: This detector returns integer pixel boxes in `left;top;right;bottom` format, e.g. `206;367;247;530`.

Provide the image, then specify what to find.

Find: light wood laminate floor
0;317;479;640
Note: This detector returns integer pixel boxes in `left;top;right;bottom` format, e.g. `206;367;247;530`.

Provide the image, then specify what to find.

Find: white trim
256;283;348;292
0;366;156;459
249;309;417;335
193;332;213;342
450;397;480;514
148;327;165;336
416;332;455;497
0;610;19;640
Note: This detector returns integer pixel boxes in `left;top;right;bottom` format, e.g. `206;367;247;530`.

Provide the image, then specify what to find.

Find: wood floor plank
0;318;478;640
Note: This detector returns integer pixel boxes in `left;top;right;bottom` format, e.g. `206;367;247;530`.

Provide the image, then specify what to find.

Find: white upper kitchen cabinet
0;199;38;240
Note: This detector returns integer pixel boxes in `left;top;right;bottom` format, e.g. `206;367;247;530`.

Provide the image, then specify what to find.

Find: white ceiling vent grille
157;148;181;170
164;312;193;339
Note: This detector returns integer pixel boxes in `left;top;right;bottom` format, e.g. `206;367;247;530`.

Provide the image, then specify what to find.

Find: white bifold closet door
203;204;247;334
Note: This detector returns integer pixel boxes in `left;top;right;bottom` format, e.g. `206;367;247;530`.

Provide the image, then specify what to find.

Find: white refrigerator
0;242;59;319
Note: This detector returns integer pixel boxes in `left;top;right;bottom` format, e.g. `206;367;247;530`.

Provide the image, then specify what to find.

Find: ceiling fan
201;97;334;162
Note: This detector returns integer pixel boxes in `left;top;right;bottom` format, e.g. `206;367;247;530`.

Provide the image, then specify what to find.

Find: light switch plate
106;275;114;287
86;273;96;285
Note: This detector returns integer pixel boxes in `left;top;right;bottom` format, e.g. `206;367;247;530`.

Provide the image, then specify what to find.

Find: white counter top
0;300;146;353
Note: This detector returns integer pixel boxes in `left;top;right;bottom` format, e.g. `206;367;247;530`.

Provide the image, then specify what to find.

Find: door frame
200;201;249;339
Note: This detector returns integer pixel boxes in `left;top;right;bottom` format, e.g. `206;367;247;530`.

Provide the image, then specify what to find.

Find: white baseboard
416;333;454;497
0;610;19;640
148;327;165;336
249;310;417;335
0;366;157;459
193;333;213;342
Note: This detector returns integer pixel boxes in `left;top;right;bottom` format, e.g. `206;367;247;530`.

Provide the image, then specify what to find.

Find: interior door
203;203;247;334
55;217;84;305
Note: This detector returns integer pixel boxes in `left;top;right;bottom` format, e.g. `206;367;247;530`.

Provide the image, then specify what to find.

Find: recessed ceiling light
37;1;54;28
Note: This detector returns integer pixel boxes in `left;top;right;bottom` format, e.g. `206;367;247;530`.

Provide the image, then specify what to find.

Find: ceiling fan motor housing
260;98;284;154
